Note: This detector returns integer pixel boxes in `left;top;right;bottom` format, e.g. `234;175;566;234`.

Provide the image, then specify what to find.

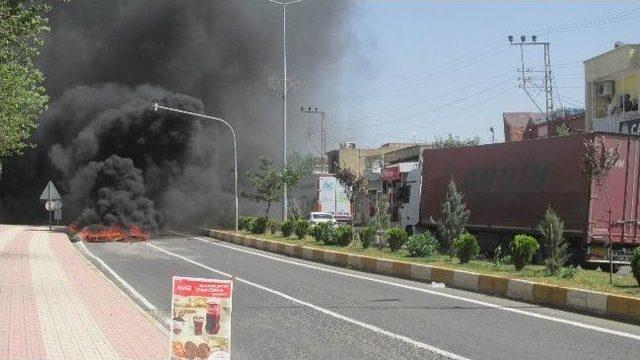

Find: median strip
206;229;640;325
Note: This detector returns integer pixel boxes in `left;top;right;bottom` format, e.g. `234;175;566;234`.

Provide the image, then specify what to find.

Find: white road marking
79;242;160;314
146;242;469;360
176;232;640;342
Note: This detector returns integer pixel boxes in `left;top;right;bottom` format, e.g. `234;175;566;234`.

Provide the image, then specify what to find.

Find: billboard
171;277;233;360
318;176;351;218
318;176;337;213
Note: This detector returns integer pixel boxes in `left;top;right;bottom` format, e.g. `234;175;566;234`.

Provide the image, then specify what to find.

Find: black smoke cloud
0;1;352;228
73;155;161;229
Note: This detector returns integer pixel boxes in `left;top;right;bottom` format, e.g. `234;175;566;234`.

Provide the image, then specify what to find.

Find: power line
320;42;507;107
333;70;515;129
339;79;515;131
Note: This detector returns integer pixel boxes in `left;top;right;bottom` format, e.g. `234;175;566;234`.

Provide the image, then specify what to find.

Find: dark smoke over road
0;1;353;228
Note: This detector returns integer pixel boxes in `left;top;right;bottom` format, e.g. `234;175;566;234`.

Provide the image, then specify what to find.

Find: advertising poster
318;176;336;213
171;277;233;360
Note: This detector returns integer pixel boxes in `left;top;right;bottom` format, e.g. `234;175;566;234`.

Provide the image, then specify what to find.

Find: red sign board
381;166;400;181
171;276;233;360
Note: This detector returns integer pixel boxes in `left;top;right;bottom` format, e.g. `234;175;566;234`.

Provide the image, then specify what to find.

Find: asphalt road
83;234;640;360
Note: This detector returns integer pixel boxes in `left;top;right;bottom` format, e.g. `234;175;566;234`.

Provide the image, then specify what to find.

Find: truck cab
398;167;422;234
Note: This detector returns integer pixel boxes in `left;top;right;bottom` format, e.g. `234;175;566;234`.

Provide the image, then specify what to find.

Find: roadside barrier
206;229;640;324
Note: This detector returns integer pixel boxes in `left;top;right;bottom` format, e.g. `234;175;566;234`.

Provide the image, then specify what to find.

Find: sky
290;1;640;149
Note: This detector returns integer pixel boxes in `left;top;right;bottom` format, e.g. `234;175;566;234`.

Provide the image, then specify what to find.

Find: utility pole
269;0;301;221
301;106;327;173
508;35;554;123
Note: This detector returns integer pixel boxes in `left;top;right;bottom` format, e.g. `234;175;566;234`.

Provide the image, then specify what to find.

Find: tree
431;134;480;149
555;122;570;136
0;1;62;173
581;138;620;187
244;156;282;218
537;206;568;275
281;152;314;218
334;164;368;223
437;178;470;259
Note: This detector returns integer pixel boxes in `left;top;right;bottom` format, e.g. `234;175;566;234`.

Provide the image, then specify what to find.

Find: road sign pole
48;185;52;231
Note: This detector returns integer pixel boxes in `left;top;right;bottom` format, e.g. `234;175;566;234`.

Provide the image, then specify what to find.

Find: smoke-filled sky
0;0;358;227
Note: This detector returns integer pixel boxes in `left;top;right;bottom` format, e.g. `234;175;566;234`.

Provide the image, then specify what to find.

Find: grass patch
236;230;640;298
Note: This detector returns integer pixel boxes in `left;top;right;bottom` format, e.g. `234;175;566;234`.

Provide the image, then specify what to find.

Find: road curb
206;229;640;324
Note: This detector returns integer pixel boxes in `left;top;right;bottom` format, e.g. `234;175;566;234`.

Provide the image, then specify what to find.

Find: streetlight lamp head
520;35;526;43
152;102;159;112
531;35;537;42
508;35;513;43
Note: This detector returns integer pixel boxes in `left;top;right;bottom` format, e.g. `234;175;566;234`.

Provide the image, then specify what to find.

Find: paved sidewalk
0;225;168;360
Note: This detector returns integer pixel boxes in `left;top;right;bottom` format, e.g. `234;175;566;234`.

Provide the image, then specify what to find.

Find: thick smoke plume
73;155;160;229
0;1;351;229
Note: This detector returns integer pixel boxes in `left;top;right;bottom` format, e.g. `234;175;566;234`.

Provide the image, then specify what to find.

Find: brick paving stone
0;227;46;360
30;230;120;360
50;230;168;360
0;225;168;359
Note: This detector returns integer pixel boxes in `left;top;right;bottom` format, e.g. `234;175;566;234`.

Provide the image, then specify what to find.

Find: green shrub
631;247;640;286
558;266;577;279
294;219;310;239
311;222;333;243
250;217;268;234
267;219;280;234
238;216;250;231
360;226;376;249
406;231;439;257
511;234;540;271
386;228;408;252
332;225;354;247
492;245;503;268
280;219;295;237
453;232;479;264
239;216;256;232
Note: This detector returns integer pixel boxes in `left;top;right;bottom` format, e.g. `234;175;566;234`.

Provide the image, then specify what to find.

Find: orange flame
68;223;150;243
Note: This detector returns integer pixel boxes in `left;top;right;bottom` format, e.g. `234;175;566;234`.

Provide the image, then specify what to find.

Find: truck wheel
599;264;620;273
405;225;414;236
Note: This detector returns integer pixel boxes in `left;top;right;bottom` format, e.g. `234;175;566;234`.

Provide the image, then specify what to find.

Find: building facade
586;43;640;133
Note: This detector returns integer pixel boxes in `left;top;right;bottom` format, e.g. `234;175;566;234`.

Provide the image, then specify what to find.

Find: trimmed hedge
333;225;354;247
453;232;479;264
294;219;310;239
632;247;640;286
249;217;268;234
511;234;540;271
311;222;333;244
406;231;439;257
281;219;295;237
360;226;375;249
386;228;408;252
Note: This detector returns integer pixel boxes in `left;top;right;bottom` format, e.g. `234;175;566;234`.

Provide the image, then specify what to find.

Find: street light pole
152;102;239;231
269;0;301;221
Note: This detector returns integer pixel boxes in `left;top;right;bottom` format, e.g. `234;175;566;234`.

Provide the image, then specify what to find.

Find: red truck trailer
401;132;640;268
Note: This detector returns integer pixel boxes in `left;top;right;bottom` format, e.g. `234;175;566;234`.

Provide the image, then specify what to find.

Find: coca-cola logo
176;284;192;291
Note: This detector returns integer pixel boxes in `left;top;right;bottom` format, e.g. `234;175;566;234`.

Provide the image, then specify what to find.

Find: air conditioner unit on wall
597;81;614;98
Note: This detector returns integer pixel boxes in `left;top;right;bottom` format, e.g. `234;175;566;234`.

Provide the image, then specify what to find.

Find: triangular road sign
39;180;61;201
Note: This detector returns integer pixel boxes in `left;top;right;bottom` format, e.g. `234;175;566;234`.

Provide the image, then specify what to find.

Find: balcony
593;110;640;133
